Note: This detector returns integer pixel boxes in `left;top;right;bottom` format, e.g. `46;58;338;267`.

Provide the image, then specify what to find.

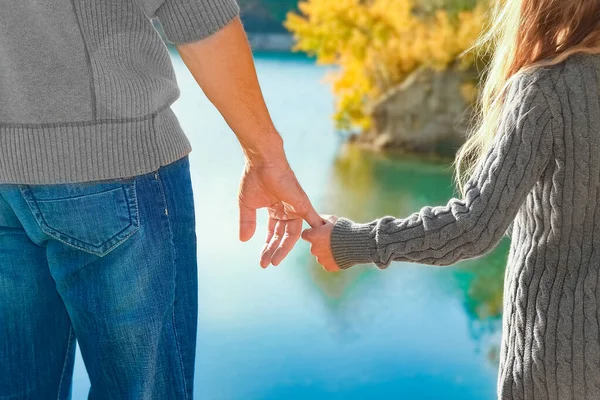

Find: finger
295;196;324;228
271;219;302;266
303;205;324;228
239;204;256;242
316;257;335;272
320;214;337;224
325;261;342;273
261;216;277;254
301;227;315;242
276;179;323;228
260;220;285;268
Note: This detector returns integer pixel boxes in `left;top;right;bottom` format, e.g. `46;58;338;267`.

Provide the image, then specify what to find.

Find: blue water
71;51;506;399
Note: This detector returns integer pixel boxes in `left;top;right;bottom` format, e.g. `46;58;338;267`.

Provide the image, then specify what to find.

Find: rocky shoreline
352;67;478;158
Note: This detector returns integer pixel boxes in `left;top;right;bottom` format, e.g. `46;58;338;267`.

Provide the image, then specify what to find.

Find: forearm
331;77;555;270
331;197;509;270
176;17;284;163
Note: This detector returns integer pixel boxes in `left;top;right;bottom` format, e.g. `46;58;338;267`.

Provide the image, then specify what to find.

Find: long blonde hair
455;0;600;194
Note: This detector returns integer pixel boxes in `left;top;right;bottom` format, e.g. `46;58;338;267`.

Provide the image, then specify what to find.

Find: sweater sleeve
330;73;556;270
156;0;240;45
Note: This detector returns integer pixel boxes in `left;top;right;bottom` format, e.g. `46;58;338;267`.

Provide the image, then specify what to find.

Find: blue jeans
0;155;198;400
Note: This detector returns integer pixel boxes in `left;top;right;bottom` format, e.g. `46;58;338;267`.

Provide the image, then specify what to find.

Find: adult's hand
176;18;323;266
239;158;323;268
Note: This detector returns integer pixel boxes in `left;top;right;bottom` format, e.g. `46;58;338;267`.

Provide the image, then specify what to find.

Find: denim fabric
0;155;198;400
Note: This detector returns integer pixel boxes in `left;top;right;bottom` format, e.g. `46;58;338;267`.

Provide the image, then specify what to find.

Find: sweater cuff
156;0;240;44
330;217;378;270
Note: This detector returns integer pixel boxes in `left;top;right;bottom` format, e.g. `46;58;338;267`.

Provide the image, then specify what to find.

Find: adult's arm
156;3;321;267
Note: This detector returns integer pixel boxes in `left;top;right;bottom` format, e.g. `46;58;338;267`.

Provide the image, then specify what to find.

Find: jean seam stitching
57;328;74;400
171;294;187;399
18;182;140;257
33;186;123;202
155;170;188;399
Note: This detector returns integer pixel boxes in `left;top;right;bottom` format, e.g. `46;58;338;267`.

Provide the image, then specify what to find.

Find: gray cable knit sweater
331;53;600;399
0;0;239;184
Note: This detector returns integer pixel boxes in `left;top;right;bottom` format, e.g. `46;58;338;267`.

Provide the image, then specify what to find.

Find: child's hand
301;215;341;272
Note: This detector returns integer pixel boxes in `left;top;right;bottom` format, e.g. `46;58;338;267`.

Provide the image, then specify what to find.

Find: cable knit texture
0;0;239;184
331;53;600;399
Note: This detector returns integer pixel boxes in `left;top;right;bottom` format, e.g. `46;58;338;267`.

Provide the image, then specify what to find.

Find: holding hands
177;17;344;272
237;155;341;272
178;17;343;272
301;215;341;272
237;155;323;267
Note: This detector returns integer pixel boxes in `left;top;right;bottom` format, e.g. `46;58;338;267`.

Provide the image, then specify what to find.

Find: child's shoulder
522;52;600;92
512;52;600;113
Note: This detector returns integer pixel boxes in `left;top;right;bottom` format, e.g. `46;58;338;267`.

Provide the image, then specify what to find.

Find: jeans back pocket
19;178;140;257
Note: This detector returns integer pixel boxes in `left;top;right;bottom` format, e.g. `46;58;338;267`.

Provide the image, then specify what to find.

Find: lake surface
72;51;507;399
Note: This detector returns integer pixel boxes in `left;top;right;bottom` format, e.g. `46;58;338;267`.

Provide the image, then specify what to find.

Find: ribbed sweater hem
156;0;240;44
0;106;192;185
331;217;378;269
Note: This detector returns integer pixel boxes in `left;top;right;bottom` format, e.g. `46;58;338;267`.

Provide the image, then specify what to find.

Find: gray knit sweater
0;0;239;184
331;53;600;399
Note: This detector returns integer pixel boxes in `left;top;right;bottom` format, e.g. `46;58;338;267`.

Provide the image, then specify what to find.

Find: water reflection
311;144;507;367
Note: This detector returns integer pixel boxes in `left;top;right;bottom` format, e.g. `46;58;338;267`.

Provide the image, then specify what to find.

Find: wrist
330;218;379;269
241;131;287;167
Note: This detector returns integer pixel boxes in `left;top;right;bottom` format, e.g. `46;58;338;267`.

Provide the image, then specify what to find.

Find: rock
361;67;477;157
373;132;395;151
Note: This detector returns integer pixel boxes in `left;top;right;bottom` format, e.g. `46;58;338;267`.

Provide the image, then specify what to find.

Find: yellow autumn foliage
285;0;488;130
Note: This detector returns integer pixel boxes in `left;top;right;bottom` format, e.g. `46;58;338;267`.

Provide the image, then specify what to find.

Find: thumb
239;203;256;242
301;227;315;242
